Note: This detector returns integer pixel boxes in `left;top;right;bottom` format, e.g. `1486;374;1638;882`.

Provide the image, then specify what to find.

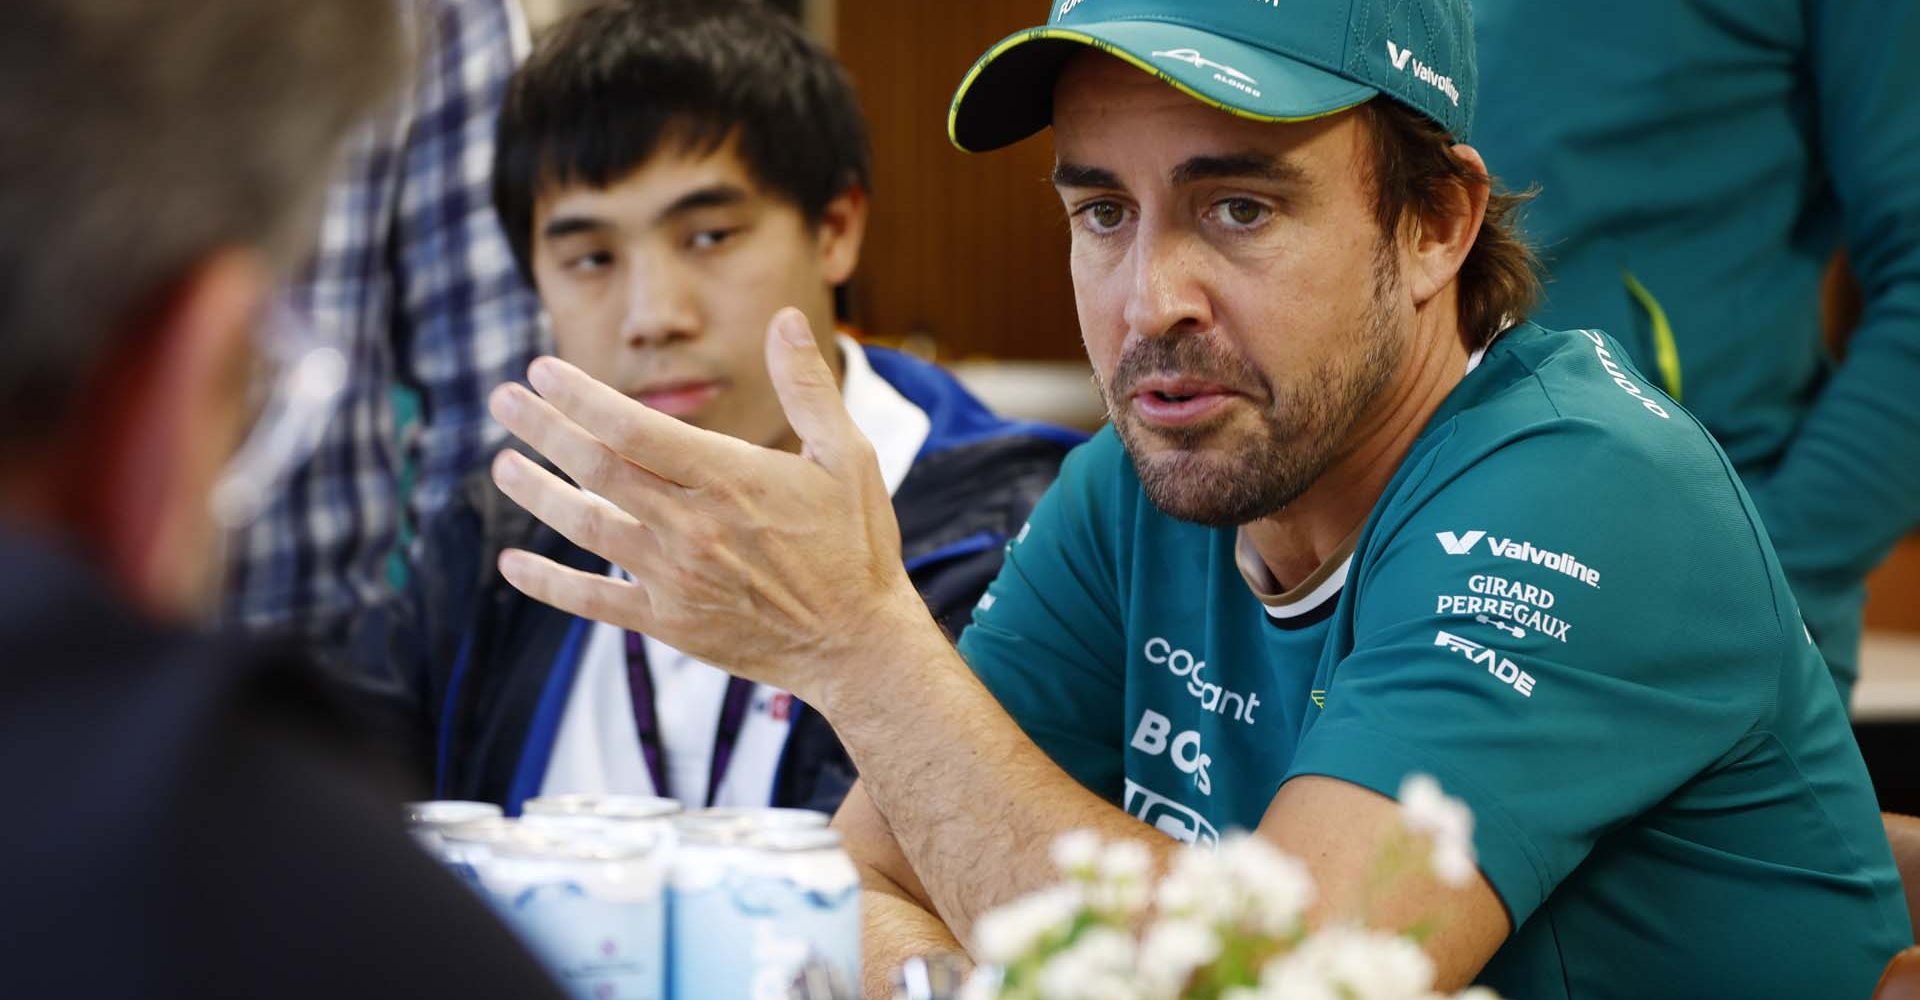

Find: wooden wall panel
1868;540;1920;633
835;1;1084;361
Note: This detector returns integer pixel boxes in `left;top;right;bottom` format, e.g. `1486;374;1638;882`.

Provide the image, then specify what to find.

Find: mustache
1105;335;1271;402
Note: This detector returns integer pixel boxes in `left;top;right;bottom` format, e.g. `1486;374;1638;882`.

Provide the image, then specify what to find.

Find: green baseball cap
949;0;1476;153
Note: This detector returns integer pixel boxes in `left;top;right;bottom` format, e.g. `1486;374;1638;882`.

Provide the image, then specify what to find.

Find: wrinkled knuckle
572;506;609;550
581;448;617;492
613;412;650;455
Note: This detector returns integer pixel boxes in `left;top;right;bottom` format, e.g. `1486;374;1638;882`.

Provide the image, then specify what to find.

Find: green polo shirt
1472;0;1920;701
959;324;1908;999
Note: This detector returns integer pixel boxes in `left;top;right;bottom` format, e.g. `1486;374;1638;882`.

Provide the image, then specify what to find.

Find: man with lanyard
1468;0;1920;706
478;0;1910;995
355;0;1083;814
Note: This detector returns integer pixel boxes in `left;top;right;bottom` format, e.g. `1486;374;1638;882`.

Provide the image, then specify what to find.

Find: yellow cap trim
948;27;1367;152
1623;270;1683;402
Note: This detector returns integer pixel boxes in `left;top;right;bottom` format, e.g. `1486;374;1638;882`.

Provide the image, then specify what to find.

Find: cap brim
950;21;1379;153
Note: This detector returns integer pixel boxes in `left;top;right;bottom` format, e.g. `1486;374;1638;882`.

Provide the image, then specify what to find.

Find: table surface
1856;631;1920;722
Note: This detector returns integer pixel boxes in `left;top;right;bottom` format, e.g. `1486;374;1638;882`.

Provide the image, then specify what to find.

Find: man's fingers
489;382;679;523
525;355;744;489
765;308;868;474
491;449;663;571
498;548;655;634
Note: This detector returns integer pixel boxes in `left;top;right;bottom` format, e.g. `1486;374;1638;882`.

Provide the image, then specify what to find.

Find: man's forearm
818;620;1175;945
859;884;967;1000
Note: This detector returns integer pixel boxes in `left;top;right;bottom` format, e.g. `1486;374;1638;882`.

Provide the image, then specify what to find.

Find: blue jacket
354;346;1085;814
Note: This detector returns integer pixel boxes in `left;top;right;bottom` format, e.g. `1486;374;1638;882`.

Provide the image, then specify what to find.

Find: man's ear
1405;144;1491;309
814;183;870;287
85;248;271;618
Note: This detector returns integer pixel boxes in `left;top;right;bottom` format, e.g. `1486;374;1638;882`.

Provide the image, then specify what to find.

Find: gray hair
0;0;406;450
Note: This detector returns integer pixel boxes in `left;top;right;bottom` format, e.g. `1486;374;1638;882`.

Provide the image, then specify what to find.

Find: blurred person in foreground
475;0;1910;996
222;0;544;648
354;0;1083;814
0;2;568;996
1471;0;1920;706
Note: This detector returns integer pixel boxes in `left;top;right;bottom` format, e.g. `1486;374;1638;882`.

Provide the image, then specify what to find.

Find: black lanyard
622;631;756;807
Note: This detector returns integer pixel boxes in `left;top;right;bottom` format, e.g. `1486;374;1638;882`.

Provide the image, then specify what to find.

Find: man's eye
568;251;614;272
1078;201;1128;233
690;228;738;251
1213;198;1269;228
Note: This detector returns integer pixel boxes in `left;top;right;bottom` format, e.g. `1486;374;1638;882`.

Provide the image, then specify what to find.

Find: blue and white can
524;794;684;824
524;794;683;847
485;826;668;1000
675;807;828;835
430;815;517;889
405;800;504;855
669;826;860;1000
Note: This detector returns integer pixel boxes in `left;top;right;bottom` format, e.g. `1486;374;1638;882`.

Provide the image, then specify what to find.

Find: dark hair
1360;99;1542;348
0;0;402;453
494;0;873;282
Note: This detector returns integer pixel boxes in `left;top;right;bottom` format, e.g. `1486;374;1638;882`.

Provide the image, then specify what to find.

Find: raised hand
485;308;929;704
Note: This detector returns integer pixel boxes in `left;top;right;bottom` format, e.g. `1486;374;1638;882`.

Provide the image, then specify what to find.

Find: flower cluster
958;775;1499;1000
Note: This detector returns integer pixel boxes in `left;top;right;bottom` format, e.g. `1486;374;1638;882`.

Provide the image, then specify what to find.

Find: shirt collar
836;333;930;498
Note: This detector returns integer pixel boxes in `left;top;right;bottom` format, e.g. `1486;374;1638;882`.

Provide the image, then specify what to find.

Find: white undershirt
541;336;932;806
644;639;731;806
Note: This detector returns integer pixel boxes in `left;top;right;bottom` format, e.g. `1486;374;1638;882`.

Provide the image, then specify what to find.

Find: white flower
1255;952;1344;1000
1032;926;1139;1000
1270;925;1436;1000
1398;774;1478;888
1084;838;1155;916
973;885;1085;965
1218;834;1315;935
956;968;1004;1000
1051;829;1103;874
1099;838;1154;883
1136;918;1221;997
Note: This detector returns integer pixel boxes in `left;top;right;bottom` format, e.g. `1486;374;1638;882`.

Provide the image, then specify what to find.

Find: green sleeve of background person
1470;0;1920;700
957;432;1131;801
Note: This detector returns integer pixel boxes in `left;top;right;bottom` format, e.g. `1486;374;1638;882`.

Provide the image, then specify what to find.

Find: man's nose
621;256;699;347
1122;222;1213;340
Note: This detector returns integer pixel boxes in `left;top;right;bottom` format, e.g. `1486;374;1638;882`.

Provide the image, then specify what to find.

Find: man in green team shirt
476;0;1910;996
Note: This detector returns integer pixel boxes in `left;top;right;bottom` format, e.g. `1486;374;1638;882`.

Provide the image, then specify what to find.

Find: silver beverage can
405;800;504;854
524;794;684;847
434;816;518;889
484;825;668;1000
671;807;829;838
524;794;684;823
668;826;860;1000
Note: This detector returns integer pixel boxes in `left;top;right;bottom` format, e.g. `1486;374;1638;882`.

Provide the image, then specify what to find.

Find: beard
1099;244;1408;528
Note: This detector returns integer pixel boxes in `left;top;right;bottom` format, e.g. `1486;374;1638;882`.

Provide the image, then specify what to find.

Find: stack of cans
668;810;861;1000
405;799;861;1000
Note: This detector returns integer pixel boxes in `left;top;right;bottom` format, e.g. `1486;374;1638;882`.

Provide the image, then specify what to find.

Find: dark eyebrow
1052;154;1308;191
539;183;751;241
541;216;609;241
658;183;749;221
1052;162;1123;190
1171;152;1309;187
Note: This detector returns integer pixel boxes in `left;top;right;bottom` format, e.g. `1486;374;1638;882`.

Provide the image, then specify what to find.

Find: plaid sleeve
392;0;542;523
223;0;539;642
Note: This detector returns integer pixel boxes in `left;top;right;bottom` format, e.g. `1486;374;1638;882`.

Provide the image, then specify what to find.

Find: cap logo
1385;40;1460;107
1151;48;1264;98
1056;0;1090;18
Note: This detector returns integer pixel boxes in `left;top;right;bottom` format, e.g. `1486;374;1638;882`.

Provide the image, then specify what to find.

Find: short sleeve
959;432;1130;801
1284;422;1784;925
